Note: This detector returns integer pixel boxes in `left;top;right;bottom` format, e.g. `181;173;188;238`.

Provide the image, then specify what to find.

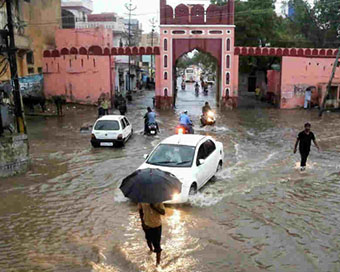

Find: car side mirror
143;154;149;159
199;159;205;165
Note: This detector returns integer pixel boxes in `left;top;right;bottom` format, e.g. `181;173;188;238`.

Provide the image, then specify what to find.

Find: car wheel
189;183;197;195
91;143;99;148
216;160;223;173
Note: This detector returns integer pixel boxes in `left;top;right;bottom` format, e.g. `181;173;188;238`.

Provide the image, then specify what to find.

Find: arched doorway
155;0;237;109
174;49;219;110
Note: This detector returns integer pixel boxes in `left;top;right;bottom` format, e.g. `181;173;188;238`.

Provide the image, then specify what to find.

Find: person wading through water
138;203;165;266
294;122;320;171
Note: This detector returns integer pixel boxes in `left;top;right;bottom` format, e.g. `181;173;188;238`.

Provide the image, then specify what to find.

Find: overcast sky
92;0;299;33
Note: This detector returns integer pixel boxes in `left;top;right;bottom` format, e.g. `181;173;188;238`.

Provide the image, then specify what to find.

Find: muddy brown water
1;83;340;271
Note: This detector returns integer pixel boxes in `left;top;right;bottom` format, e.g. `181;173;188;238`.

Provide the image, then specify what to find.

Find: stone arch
305;48;312;56
153;47;160;55
79;47;87;55
146;47;153;55
89;46;103;55
70;47;78;55
277;48;283;56
60;48;69;55
327;49;333;56
191;4;204;24
312;49;319;56
43;50;51;58
132;46;139;55
175;4;189;24
297;48;304;56
125;47;132;55
52;49;60;58
103;47;110;55
319;49;326;56
111;47;118;55
234;47;240;55
248;47;255;55
290;48;297;56
139;47;146;55
262;48;269;56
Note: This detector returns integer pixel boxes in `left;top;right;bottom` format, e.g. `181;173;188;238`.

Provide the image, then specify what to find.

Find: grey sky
92;0;305;33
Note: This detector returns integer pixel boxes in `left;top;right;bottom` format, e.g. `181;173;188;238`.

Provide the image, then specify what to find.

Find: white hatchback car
138;134;224;203
91;115;133;147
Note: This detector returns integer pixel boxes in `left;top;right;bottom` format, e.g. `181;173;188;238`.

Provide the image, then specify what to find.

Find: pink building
43;27;115;104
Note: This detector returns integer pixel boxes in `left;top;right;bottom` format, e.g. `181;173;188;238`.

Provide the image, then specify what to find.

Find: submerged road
1;83;340;271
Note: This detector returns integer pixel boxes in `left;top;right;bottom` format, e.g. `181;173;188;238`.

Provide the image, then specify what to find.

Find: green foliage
283;0;340;48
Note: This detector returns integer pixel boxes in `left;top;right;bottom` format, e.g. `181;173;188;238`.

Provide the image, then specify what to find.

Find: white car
138;134;224;203
91;115;133;147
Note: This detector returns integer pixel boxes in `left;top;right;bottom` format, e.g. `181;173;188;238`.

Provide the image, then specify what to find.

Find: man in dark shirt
294;123;320;171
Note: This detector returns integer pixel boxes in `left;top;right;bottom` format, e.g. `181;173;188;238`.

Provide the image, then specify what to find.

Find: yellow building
0;0;61;81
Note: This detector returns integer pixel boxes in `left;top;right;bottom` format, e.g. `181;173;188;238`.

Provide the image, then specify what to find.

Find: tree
283;0;340;48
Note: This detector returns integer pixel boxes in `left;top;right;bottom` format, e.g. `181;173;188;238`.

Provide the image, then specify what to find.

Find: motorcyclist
179;110;194;134
202;101;211;115
144;107;159;134
118;95;127;115
195;82;200;89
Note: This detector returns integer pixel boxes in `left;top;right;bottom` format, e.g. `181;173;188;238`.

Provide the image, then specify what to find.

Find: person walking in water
138;203;165;266
294;122;320;171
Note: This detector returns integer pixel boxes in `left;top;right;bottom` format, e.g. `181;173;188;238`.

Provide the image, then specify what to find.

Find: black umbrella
120;168;182;203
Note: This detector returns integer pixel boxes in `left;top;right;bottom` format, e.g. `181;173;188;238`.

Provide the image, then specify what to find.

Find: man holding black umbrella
138;203;165;266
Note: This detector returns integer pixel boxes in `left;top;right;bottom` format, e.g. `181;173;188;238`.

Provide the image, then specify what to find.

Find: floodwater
1;82;340;272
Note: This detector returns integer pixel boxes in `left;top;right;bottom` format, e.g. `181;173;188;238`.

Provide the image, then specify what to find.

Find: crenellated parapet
160;0;234;25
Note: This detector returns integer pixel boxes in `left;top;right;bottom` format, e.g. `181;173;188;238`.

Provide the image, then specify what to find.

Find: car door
120;118;127;139
124;117;132;138
202;139;218;182
195;142;209;187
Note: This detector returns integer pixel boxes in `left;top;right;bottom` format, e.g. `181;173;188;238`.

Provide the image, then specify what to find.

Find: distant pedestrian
138;203;165;266
294;122;320;171
304;87;312;109
255;86;260;100
101;97;110;115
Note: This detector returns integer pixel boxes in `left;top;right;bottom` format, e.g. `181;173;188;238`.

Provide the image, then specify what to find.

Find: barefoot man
294;122;320;171
138;203;165;266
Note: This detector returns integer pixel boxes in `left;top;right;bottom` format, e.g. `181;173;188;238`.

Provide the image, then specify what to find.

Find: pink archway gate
156;0;237;109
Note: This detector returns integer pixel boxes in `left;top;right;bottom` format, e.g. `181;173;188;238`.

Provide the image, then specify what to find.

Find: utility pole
149;18;157;81
5;0;26;133
319;47;340;117
125;0;136;97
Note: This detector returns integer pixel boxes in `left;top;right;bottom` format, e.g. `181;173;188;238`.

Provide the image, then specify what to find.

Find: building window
57;63;60;72
226;72;230;85
226;55;231;69
226;88;230;97
164;72;168;80
164;88;168;97
69;59;72;67
172;30;185;35
163;30;168;34
93;59;96;67
209;30;222;35
26;51;34;64
226;39;231;51
164;55;168;68
81;59;84;67
37;67;42;74
191;30;203;35
45;63;48;73
227;30;231;34
164;39;168;51
28;67;34;74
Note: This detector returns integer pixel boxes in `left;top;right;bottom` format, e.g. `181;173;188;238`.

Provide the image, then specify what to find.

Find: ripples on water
1;88;340;271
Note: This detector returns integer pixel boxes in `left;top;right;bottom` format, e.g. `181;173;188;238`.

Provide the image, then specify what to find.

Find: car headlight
207;118;212;122
207;111;214;118
172;193;180;201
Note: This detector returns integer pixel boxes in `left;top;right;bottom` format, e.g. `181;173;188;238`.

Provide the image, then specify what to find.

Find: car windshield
147;144;196;168
94;120;120;131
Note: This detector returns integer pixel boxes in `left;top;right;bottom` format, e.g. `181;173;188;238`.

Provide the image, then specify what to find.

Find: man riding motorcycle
201;102;215;126
179;110;194;134
144;107;159;135
202;101;211;115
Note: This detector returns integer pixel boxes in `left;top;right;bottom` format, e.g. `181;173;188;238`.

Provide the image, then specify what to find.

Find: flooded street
1;84;340;272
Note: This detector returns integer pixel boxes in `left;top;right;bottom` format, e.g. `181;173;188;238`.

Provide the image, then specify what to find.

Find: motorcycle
147;123;158;136
176;124;194;135
200;110;216;126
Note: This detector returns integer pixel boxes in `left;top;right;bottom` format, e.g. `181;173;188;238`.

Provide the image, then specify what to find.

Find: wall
55;27;113;48
280;56;340;109
267;70;281;105
0;134;29;178
0;0;61;81
44;54;113;104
